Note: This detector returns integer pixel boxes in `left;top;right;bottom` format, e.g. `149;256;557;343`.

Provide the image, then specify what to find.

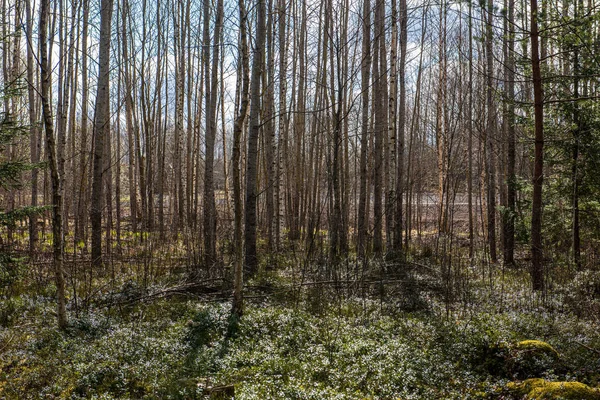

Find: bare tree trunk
357;0;371;258
122;0;136;234
244;0;266;276
325;0;334;260
276;0;287;250
503;0;516;266
60;0;78;236
394;0;407;254
436;1;448;235
571;0;581;269
156;2;166;237
530;0;544;291
220;45;229;224
372;0;386;256
232;0;250;317
404;5;427;250
55;0;66;222
91;0;113;268
115;38;122;250
387;0;398;252
173;0;185;232
158;55;168;238
203;0;223;268
25;0;39;256
39;0;68;329
289;0;306;242
144;2;158;233
136;1;149;231
75;0;90;246
67;2;81;251
104;106;113;259
467;0;474;258
485;0;497;262
340;0;351;259
264;0;276;253
185;0;195;228
306;5;326;249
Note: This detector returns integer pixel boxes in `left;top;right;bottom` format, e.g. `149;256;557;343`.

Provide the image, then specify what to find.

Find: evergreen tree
0;82;45;289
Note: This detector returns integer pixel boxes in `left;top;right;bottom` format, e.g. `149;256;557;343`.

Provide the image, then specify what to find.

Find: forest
1;0;600;397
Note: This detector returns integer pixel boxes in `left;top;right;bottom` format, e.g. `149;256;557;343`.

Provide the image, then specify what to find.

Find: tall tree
503;0;516;266
289;0;306;242
357;0;371;257
436;0;448;235
276;0;288;251
264;0;276;254
394;0;407;253
327;0;345;262
485;0;497;262
121;0;136;235
90;0;114;268
467;0;475;258
372;0;386;256
25;0;40;256
570;0;581;269
174;0;185;231
232;0;250;316
530;0;545;291
39;0;67;329
203;0;223;268
387;0;398;251
75;0;90;245
244;0;266;275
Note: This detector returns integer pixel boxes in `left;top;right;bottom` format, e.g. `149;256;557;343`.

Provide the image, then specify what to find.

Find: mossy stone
507;378;600;399
509;340;561;378
516;340;559;356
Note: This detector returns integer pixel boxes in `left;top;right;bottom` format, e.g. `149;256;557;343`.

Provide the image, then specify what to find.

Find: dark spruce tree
0;82;46;291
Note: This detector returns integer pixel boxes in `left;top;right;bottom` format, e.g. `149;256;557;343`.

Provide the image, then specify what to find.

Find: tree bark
244;0;266;276
571;0;581;269
91;0;114;268
40;0;68;329
485;0;497;262
372;0;386;257
467;0;475;259
232;0;250;317
503;0;516;266
25;0;39;256
357;0;371;258
394;0;407;254
530;0;545;291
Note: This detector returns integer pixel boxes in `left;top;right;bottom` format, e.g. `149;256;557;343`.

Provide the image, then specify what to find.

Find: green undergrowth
1;289;600;399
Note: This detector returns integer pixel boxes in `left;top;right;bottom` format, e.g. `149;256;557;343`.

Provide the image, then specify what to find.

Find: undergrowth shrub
1;266;600;399
560;269;600;317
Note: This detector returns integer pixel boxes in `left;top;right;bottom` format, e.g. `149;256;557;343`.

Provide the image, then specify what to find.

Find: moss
507;378;600;399
507;340;561;378
534;381;600;400
507;378;546;395
516;340;559;356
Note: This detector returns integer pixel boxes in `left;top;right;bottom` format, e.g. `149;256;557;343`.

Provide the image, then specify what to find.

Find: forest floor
1;244;600;399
